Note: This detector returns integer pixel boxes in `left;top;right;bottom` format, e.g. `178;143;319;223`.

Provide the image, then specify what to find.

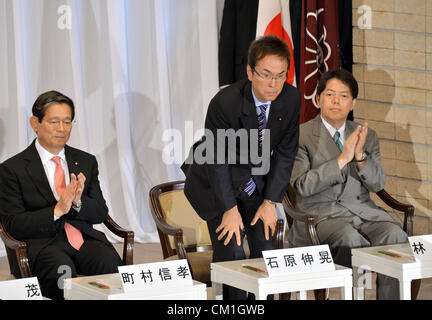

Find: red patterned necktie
52;156;84;250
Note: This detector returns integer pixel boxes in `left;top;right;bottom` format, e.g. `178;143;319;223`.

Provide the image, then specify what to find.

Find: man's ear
29;116;39;134
351;98;357;111
315;94;321;108
246;65;253;81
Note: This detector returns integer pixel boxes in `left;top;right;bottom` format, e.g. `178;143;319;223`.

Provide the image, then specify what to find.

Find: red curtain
298;0;339;124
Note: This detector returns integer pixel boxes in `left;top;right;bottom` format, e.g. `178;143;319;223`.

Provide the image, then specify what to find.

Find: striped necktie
244;104;268;196
333;131;343;152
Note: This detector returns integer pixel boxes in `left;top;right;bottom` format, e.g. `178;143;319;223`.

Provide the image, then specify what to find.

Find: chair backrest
149;181;212;259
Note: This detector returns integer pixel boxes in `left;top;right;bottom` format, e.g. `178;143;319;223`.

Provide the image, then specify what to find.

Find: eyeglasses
252;68;287;82
45;119;75;128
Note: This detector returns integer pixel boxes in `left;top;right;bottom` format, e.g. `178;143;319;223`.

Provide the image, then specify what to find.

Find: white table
64;273;207;300
211;258;352;300
352;243;432;300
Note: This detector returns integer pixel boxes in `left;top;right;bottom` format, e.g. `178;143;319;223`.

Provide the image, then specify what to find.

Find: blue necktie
244;104;268;196
333;131;343;152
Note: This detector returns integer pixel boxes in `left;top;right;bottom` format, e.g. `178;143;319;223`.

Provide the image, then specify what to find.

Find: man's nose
269;78;276;87
57;121;66;131
333;94;340;104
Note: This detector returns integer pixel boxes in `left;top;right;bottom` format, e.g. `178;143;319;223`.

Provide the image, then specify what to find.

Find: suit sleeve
0;164;57;240
356;129;386;192
290;140;345;198
70;155;108;224
263;90;301;203
203;98;237;213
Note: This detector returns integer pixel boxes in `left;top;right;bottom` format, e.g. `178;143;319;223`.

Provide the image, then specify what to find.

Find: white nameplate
409;235;432;262
0;277;42;300
118;259;193;293
262;245;335;276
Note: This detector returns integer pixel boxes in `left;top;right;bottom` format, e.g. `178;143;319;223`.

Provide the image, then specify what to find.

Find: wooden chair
282;184;420;300
0;213;134;278
149;180;284;286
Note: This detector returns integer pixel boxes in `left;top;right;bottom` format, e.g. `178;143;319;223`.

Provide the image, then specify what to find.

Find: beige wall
352;0;432;234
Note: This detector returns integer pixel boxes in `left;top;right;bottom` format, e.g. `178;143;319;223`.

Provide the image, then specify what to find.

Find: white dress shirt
321;115;346;146
35;139;70;220
251;87;271;120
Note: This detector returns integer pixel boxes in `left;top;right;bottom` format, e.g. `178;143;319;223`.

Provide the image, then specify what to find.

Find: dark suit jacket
0;140;111;277
181;78;300;221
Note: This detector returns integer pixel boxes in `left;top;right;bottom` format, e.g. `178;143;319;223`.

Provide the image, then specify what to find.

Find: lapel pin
277;117;283;121
74;162;79;166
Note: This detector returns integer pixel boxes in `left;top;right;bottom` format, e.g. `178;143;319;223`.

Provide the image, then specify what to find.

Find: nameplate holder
262;245;335;276
0;277;42;300
118;259;193;293
409;235;432;262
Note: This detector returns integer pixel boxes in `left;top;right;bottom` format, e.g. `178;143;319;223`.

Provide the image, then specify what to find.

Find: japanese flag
256;0;296;86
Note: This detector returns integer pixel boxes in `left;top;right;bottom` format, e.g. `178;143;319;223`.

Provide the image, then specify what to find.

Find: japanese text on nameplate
118;259;193;292
409;235;432;262
262;245;335;276
0;277;42;300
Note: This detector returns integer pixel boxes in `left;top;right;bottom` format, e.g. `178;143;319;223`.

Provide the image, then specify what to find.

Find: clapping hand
337;122;368;169
73;172;85;205
54;172;86;218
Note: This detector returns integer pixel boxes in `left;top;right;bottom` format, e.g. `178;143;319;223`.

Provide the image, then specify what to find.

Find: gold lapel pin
277;117;283;121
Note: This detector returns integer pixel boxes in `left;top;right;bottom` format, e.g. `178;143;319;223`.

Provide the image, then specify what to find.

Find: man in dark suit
182;36;301;299
0;91;122;300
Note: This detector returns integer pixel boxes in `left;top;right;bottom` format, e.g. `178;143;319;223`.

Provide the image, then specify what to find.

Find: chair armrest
283;188;314;224
173;232;188;260
283;204;314;223
155;219;187;260
103;214;134;239
376;189;414;236
159;221;188;260
103;214;135;265
149;189;189;259
274;219;285;249
376;189;414;214
283;205;321;246
150;212;188;260
0;223;24;251
152;216;182;236
0;220;32;277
